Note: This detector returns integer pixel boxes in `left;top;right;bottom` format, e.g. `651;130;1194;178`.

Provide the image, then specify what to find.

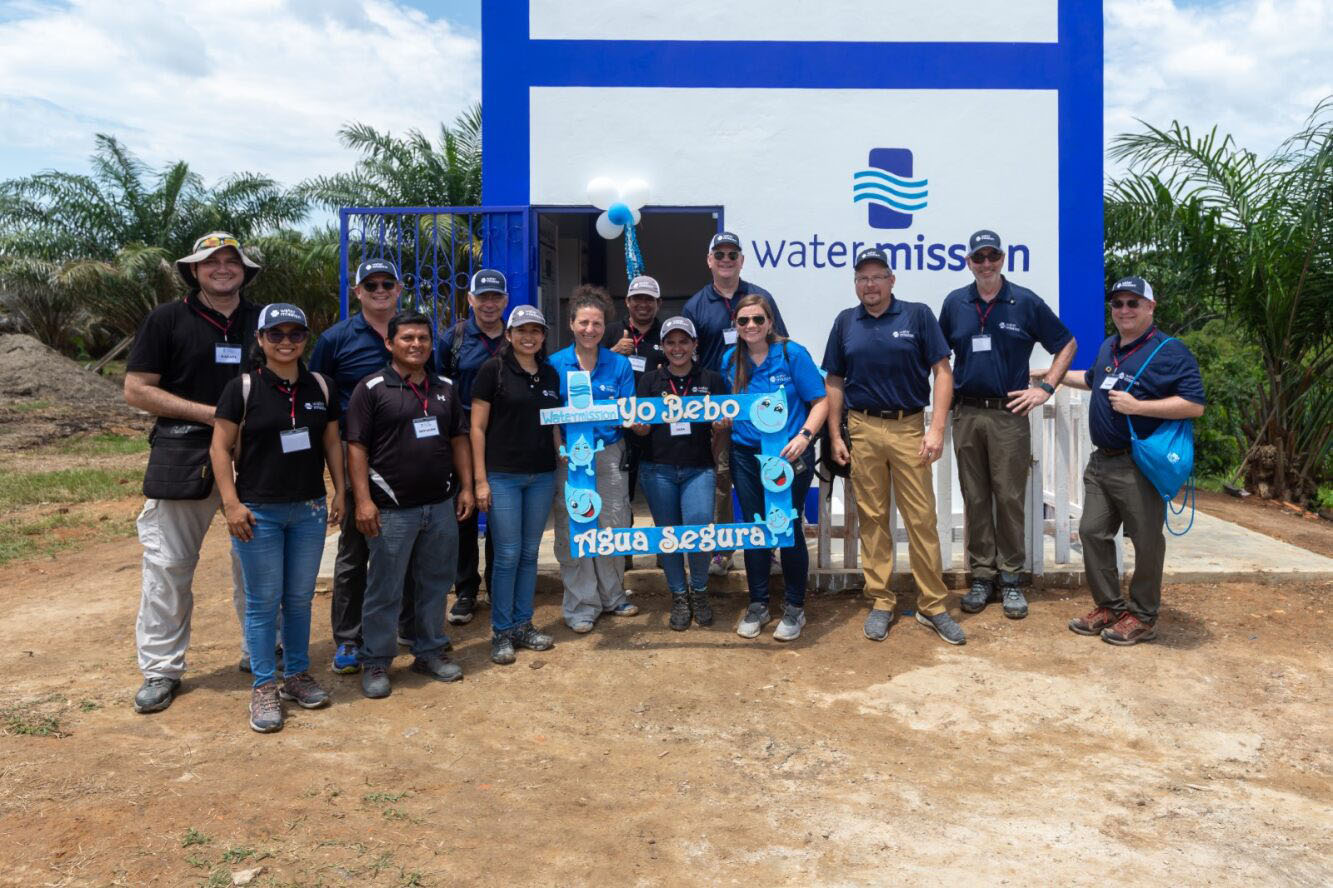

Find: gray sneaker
863;608;893;642
708;552;734;576
411;656;463;683
248;682;284;733
361;664;392;699
736;602;770;639
960;579;993;614
279;672;331;709
773;605;805;642
510;623;554;651
915;611;966;645
133;676;180;713
1001;585;1029;619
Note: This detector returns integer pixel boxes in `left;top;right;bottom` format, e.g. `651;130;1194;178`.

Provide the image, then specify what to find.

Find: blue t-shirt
821;298;951;411
723;340;827;448
435;316;504;409
939;279;1074;397
1084;329;1206;450
549;345;636;446
682;279;787;372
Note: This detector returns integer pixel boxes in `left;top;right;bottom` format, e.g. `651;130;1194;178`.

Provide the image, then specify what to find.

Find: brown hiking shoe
1101;612;1157;646
1068;606;1119;636
249;682;284;733
279;672;331;709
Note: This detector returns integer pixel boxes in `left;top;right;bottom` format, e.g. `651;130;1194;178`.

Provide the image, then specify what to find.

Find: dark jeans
730;443;814;609
1079;450;1166;622
454;509;495;601
360;499;458;666
331;487;415;646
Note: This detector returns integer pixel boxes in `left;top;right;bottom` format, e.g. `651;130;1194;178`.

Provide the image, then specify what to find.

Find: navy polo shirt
723;340;826;448
1084;328;1205;450
939;279;1074;397
436;316;504;409
821;298;951;411
682;279;787;372
549;345;636;446
310;313;438;424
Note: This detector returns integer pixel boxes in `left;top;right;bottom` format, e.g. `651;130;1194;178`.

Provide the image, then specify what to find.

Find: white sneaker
736;602;770;638
773;605;805;642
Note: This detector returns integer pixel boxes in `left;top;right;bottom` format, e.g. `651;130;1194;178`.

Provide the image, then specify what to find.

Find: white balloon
631;207;642;226
595;212;623;240
587;177;619;210
621;178;651;208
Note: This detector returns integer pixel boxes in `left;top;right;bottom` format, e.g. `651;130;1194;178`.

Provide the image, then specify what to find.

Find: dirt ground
0;517;1329;887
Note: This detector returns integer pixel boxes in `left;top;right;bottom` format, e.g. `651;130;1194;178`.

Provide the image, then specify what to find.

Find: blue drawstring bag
1126;337;1196;535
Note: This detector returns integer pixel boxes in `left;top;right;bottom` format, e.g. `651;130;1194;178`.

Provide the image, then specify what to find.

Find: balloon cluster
587;177;651;280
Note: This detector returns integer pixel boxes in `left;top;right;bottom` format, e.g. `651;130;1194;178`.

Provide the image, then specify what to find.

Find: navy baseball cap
470;269;507;296
1109;275;1156;302
355;259;401;286
660;316;697;339
257;303;308;330
709;232;742;251
966;230;1004;257
853;246;890;270
506;305;548;329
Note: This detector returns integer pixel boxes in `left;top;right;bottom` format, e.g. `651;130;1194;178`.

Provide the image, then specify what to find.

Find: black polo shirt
215;367;339;504
939;279;1074;397
601;317;664;377
682;280;787;372
470;352;562;474
635;364;727;468
127;294;262;407
821;298;951;410
344;366;465;509
1084;328;1205;450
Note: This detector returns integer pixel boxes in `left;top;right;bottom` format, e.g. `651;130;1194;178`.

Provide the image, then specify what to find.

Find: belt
849;406;923;420
1097;447;1131;458
956;395;1009;410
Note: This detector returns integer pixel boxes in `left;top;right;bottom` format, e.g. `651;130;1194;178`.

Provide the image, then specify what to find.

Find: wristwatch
798;428;813;440
1036;381;1056;395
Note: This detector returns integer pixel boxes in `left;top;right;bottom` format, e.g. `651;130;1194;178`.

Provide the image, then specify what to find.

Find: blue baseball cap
355;259;401;286
257;303;308;330
966;230;1004;257
709;232;742;251
470;269;508;295
853;246;890;270
1109;275;1156;302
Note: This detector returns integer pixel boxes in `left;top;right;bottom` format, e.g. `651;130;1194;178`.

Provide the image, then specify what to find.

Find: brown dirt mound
0;334;124;403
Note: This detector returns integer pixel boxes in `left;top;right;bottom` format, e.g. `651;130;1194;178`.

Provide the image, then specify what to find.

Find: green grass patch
181;827;211;848
0;511;135;565
220;846;255;864
0;467;137;508
362;791;407;804
3;399;52;414
1;705;65;738
56;432;149;456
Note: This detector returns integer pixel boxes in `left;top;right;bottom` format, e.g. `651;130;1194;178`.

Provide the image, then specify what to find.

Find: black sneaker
249;682;284;733
133;676;180;713
410;656;463;682
491;633;516;665
510;623;554;651
688;588;714;626
669;593;691;631
361;664;391;699
960;579;994;614
448;595;477;625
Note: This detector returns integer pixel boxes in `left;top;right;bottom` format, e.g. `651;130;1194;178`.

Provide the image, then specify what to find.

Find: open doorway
536;206;722;350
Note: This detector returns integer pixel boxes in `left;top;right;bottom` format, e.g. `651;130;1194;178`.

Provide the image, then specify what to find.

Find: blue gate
337;206;531;328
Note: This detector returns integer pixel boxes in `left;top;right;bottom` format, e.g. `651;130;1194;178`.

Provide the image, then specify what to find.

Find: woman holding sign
549;287;638;633
724;294;827;642
632;316;727;631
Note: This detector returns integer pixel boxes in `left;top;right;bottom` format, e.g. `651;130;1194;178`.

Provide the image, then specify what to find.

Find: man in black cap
124;231;263;713
939;230;1077;619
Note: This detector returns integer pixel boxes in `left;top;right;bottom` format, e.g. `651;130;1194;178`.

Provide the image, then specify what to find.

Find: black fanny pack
143;420;215;500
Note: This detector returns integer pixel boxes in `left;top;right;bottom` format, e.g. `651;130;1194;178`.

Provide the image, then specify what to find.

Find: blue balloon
607;202;633;226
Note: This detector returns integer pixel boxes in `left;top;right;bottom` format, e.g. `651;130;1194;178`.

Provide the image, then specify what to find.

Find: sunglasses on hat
195;234;241;250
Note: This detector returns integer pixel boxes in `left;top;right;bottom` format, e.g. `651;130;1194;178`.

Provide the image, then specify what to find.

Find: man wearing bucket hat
124;231;263;713
603;274;665;501
1055;276;1205;645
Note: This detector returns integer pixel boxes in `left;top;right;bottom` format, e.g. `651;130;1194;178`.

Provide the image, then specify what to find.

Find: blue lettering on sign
750;235;1031;273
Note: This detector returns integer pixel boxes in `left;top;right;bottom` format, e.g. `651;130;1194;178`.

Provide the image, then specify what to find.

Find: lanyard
190;301;234;341
974;297;999;332
1111;328;1157;373
481;333;502;358
667;373;694;397
630;326;647;350
263;368;297;429
405;376;430;416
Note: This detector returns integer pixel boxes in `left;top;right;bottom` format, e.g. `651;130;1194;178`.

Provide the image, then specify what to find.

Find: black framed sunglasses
360;280;399;293
735;315;767;327
970;251;1003;264
712;250;740;261
262;328;309;344
1109;298;1142;309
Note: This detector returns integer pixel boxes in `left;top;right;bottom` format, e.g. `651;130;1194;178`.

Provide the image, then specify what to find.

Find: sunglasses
1110;298;1143;309
360;281;399;293
735;315;767;327
970;251;1003;264
262;328;309;344
195;234;240;250
712;250;740;261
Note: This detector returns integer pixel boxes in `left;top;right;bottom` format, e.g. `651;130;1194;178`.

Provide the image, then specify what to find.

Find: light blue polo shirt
723;340;826;448
549;345;635;446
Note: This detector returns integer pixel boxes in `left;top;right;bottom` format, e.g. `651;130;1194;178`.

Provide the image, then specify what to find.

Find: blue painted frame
482;0;1104;365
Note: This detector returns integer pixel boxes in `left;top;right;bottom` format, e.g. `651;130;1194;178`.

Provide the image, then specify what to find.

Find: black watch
798;428;813;440
1036;381;1056;395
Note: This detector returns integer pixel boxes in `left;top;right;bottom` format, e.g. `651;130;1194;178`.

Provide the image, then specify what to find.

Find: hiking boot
915;611;966;645
331;642;361;675
863;608;893;642
510;623;554;651
279;672;331;709
773;605;805;642
736;602;770;639
361;664;391;699
688;588;714;627
448;594;477;625
1101;612;1157;646
491;632;516;665
606;601;639;617
411;655;463;682
960;579;994;614
708;552;734;576
1068;606;1120;636
133;676;180;714
1001;584;1029;619
669;593;691;631
248;682;284;733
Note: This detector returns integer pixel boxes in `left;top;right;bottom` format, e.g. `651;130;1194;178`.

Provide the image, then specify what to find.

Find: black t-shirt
470;352;562;474
635;364;726;468
344;366;465;508
601;318;664;377
127;295;262;410
215;367;340;504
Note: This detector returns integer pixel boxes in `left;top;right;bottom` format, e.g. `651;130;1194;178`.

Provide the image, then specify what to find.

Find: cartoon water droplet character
565;486;603;523
756;453;795;493
749;392;788;434
558;433;604;474
755;506;799;537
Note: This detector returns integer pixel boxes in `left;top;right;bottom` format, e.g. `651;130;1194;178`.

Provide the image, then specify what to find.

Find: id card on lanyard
406;376;439;438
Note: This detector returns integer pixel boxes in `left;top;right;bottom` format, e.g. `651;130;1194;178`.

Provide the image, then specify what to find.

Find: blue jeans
361;499;458;666
487;472;556;634
232;498;328;688
638;461;715;594
730;444;814;609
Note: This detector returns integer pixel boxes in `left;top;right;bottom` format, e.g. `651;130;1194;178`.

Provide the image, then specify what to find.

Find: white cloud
0;0;479;188
1105;0;1332;176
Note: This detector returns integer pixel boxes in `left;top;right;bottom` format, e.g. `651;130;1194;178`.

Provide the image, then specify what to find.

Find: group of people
124;227;1205;734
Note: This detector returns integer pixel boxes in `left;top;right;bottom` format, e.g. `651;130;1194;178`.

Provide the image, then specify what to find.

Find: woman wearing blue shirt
724;294;827;642
549;287;639;633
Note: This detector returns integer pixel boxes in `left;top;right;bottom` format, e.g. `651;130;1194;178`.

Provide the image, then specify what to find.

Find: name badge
669;421;691;437
280;428;312;453
628;355;647;373
723;328;738;345
215;344;242;364
413;416;440;438
1099;375;1118;391
971;335;992;353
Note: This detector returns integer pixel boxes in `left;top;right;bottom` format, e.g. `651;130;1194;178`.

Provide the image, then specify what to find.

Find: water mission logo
853;148;929;230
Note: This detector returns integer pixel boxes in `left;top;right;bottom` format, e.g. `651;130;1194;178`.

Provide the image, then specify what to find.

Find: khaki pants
847;411;949;616
554;438;631;626
952;404;1031;582
1079;450;1166;622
